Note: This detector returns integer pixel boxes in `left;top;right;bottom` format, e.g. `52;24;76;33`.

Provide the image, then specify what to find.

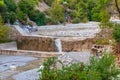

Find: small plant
95;39;109;45
112;24;120;42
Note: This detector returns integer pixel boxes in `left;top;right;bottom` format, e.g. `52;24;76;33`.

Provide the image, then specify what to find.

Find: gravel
13;68;40;80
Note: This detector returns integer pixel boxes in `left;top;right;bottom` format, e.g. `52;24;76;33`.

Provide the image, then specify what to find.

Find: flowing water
55;38;62;53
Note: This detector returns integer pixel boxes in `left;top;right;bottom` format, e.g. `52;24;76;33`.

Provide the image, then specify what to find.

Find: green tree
50;0;64;24
4;0;17;12
2;11;16;24
18;0;34;14
100;9;110;27
74;0;88;22
0;16;10;43
0;0;7;13
29;10;46;26
17;10;27;24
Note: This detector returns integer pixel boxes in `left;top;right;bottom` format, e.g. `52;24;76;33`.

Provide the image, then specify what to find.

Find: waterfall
55;38;62;53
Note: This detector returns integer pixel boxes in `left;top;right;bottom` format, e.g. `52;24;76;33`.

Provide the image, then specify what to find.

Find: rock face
17;36;94;52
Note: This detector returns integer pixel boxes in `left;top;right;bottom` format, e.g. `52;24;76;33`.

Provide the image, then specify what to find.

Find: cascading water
55;38;62;53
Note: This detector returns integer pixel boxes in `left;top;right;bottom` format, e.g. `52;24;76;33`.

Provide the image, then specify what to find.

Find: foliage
100;9;110;28
39;54;120;80
2;11;16;24
4;0;17;12
46;17;57;25
17;10;27;24
43;0;55;6
0;16;10;43
72;17;80;23
18;0;34;14
0;0;7;13
95;38;109;45
74;0;88;22
50;0;64;24
29;10;46;26
112;24;120;42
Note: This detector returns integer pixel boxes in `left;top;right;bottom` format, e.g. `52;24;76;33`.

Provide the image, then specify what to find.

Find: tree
50;0;64;24
74;0;88;22
17;10;27;24
100;9;110;27
29;10;46;26
0;16;10;43
2;11;16;24
114;0;120;17
4;0;17;12
0;0;7;13
18;0;34;14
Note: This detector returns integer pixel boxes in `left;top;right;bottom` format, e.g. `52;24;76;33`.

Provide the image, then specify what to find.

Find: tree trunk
115;0;120;17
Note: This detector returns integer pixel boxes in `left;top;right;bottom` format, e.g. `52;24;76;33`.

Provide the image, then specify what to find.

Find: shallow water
0;55;37;72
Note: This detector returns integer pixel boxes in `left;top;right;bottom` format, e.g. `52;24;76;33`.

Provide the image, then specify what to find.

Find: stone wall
17;36;94;52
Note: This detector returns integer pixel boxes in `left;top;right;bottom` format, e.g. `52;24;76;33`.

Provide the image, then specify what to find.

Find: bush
4;0;17;12
100;9;110;28
46;17;57;25
0;16;10;43
18;0;34;14
2;12;16;24
72;17;80;23
112;24;120;42
39;54;120;80
17;10;27;24
29;10;46;26
43;0;55;6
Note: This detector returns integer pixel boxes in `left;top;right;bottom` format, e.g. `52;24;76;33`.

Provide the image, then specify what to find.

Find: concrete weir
14;22;101;52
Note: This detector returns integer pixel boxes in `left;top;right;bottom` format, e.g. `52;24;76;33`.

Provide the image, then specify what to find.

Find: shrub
17;10;27;24
29;10;46;26
112;24;120;42
0;16;10;43
72;17;80;23
4;0;17;12
2;11;16;24
18;0;34;14
39;54;120;80
95;39;109;45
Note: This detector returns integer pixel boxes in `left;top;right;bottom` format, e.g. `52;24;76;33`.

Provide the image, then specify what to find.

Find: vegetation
0;16;10;43
112;24;120;42
50;0;64;24
95;39;109;45
0;0;119;25
29;10;46;26
39;54;120;80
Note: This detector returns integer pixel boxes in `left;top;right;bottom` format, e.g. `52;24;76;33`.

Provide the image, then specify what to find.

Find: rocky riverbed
11;52;91;80
0;55;45;80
